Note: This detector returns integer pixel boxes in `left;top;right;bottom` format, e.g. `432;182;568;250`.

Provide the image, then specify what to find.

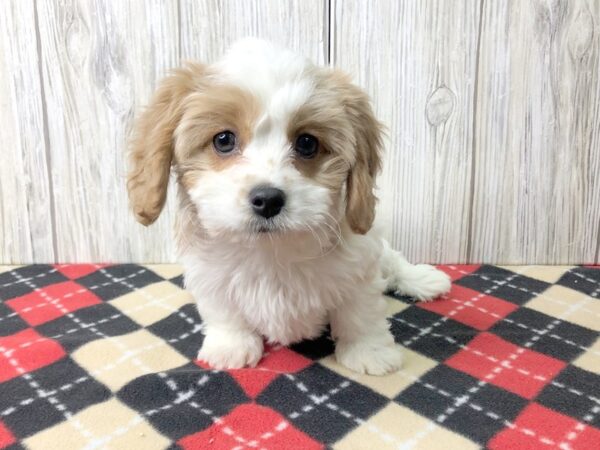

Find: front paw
335;340;403;376
198;327;263;370
399;264;451;302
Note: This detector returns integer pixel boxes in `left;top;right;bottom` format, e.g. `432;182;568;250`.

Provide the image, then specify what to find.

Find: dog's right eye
212;131;236;154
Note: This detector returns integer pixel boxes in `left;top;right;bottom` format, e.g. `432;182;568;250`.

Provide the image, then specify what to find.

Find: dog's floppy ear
127;63;204;225
335;72;384;234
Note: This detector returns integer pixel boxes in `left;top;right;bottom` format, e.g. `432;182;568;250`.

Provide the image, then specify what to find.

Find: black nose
249;185;286;219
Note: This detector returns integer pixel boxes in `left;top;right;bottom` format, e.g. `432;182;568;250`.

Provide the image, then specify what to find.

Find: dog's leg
379;239;451;301
330;291;403;376
195;299;263;369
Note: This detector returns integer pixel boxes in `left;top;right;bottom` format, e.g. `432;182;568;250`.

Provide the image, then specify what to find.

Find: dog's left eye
213;131;236;153
294;134;319;159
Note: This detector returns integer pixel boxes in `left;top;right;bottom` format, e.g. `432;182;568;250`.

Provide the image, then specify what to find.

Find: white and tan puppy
127;39;450;375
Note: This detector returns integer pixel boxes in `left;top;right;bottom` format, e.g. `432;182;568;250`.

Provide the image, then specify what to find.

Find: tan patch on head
173;80;262;191
288;69;384;234
287;73;355;192
128;61;261;227
175;82;260;160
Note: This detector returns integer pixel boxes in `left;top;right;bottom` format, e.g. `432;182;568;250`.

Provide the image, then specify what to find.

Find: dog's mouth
249;218;282;235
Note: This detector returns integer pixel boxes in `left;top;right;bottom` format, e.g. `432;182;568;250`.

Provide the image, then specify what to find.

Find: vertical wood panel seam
328;0;336;66
465;0;485;263
177;0;182;63
33;0;57;260
324;0;332;65
595;219;600;263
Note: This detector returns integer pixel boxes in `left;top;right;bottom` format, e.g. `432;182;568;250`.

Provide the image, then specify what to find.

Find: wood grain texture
0;0;54;263
35;0;180;263
332;0;482;263
1;0;599;264
9;0;326;263
179;0;327;64
470;0;600;264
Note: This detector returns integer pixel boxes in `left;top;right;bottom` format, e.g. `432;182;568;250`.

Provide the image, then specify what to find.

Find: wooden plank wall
1;0;598;264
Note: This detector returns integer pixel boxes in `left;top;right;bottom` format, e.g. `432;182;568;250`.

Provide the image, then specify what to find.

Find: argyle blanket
0;264;599;450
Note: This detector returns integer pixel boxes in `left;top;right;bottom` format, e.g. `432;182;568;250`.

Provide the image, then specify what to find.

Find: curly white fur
182;220;450;374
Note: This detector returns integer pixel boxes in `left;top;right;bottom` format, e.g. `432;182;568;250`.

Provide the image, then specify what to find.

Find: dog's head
127;39;383;240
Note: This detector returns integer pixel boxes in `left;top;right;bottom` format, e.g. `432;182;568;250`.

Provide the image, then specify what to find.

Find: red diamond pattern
489;403;600;450
446;332;566;399
0;329;65;383
419;284;518;330
196;345;312;398
6;281;101;326
0;421;15;449
178;403;323;450
0;264;598;449
54;264;107;279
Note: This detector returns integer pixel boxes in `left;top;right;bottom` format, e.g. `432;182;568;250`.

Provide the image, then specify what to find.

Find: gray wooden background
1;0;599;264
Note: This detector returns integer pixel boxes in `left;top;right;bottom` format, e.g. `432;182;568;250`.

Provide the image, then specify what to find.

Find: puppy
127;39;451;375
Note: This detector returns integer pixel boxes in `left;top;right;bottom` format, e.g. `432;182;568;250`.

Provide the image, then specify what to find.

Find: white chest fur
179;231;383;345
